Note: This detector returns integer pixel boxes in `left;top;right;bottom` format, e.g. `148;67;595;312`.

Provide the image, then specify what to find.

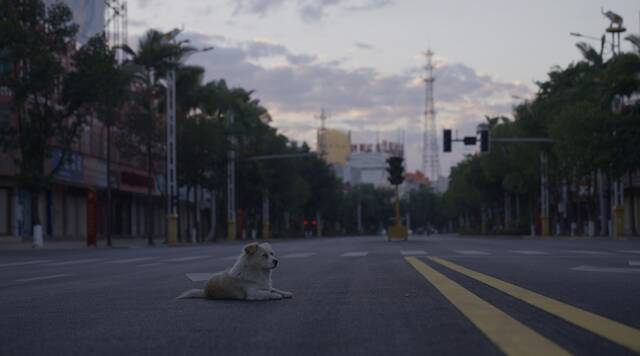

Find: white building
343;141;404;188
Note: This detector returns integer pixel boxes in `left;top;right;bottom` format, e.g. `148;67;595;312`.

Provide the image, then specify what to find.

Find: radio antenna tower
105;0;128;62
421;49;441;181
316;108;329;157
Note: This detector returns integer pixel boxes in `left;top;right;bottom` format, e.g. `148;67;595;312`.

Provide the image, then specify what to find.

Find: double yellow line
405;256;640;355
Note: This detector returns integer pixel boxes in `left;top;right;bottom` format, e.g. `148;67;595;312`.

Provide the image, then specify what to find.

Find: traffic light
443;129;452;152
386;156;405;186
480;129;489;152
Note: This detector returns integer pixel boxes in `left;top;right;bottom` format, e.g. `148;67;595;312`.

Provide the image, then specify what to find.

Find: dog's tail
176;288;205;299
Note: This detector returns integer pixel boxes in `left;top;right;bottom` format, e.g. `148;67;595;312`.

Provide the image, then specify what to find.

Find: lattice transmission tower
421;50;441;181
104;0;128;62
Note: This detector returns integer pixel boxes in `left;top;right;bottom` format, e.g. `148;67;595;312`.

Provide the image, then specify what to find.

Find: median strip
404;256;569;356
429;256;640;354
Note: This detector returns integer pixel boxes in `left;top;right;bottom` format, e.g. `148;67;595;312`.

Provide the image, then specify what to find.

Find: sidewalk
0;236;229;250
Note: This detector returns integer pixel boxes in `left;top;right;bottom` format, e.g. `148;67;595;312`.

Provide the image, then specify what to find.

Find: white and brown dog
177;242;293;301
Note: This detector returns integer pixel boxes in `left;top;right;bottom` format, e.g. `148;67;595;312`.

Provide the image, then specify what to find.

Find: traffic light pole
443;128;554;237
386;156;408;241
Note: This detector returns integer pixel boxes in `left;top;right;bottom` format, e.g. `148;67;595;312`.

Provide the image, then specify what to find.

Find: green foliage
441;36;640;235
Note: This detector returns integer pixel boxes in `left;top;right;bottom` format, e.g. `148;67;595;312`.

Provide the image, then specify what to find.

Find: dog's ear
244;242;259;256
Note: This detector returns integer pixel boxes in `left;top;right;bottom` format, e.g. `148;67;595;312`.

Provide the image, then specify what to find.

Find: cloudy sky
124;0;638;176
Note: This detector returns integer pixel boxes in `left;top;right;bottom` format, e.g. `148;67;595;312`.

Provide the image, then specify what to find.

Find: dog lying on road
176;242;293;301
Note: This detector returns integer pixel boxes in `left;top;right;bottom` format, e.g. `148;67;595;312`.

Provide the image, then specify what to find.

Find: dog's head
243;242;279;270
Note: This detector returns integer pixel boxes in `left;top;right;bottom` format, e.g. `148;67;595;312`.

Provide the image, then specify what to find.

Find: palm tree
120;29;196;245
70;34;136;246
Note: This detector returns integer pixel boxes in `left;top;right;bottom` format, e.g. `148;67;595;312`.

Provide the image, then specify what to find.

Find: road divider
429;256;640;354
404;256;570;356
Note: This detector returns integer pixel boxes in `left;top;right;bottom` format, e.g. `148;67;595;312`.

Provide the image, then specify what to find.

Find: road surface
1;235;640;355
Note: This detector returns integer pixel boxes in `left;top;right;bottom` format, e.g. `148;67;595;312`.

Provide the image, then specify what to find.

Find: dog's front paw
280;291;293;298
270;292;283;300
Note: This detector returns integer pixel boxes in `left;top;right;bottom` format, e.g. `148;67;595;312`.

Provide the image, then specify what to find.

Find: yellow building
317;129;351;165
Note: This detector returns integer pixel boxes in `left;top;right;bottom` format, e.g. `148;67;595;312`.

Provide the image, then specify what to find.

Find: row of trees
1;0;416;243
442;36;640;236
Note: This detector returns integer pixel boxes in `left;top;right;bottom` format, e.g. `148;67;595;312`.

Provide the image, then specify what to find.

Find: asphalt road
1;235;640;356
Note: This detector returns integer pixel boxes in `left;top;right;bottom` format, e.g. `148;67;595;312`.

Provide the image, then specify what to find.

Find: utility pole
227;111;236;240
165;66;178;244
540;151;550;236
604;9;627;238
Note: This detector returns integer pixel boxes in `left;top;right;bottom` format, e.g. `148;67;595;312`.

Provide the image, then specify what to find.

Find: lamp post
164;30;212;244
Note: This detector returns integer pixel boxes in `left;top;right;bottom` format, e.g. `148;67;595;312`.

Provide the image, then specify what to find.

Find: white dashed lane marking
222;255;240;260
341;251;369;257
138;262;165;267
0;260;52;268
511;250;549;255
619;250;640;255
47;258;104;266
566;250;612;255
455;250;490;255
282;253;316;259
106;257;156;264
16;274;74;283
572;265;640;273
400;250;427;256
186;273;215;282
629;261;640;267
166;256;209;262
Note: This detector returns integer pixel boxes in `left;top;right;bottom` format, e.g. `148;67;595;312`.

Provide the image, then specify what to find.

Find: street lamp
164;30;212;244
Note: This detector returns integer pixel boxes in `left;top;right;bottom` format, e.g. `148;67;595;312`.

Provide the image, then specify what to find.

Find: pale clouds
185;32;531;173
231;0;394;21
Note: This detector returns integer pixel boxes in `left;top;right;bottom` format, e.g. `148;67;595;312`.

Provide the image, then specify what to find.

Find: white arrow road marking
571;265;640;273
186;273;215;282
341;251;368;257
0;260;52;268
16;274;73;283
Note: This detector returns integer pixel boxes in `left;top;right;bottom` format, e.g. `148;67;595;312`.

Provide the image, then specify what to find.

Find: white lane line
0;260;52;268
341;251;368;257
106;257;156;264
186;273;215;282
571;265;640;273
222;255;240;260
619;250;640;254
566;250;612;255
138;262;165;267
47;258;104;266
400;250;427;256
455;250;489;255
281;253;315;259
166;255;209;262
16;274;73;283
629;261;640;267
511;250;549;255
